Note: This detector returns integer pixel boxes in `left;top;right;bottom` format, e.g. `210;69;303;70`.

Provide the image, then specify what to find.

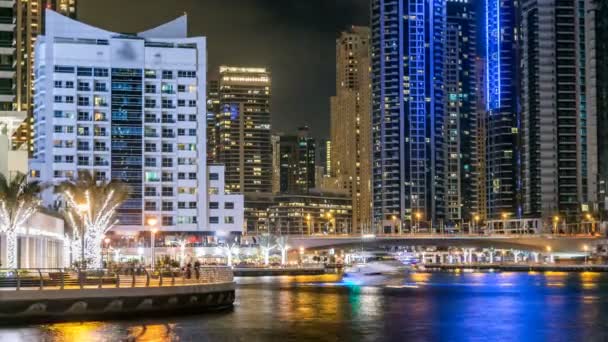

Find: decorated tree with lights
56;172;128;269
258;234;276;266
276;236;289;266
0;172;42;268
221;241;239;267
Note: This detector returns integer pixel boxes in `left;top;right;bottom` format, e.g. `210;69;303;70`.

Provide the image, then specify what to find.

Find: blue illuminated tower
485;0;520;219
371;0;446;233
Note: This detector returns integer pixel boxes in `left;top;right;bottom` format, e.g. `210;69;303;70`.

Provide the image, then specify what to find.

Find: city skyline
78;0;371;140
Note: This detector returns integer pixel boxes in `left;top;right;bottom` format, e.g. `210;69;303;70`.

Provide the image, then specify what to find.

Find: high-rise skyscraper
520;0;596;222
445;0;478;225
475;58;488;221
0;3;13;112
216;66;272;195
371;0;446;233
14;0;78;152
274;126;316;194
330;26;372;233
206;79;219;163
485;0;521;219
29;11;243;235
587;0;608;216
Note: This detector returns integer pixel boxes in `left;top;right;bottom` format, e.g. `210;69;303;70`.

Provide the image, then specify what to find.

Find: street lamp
473;214;480;235
104;237;111;267
415;212;422;234
583;244;589;264
553;215;560;235
147;217;159;270
501;212;509;234
546;245;554;263
306;214;311;236
585;214;594;235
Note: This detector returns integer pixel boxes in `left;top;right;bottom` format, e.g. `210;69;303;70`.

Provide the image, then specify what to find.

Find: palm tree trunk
6;230;17;269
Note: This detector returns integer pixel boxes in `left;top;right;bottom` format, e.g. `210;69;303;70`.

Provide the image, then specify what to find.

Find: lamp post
306;214;311;236
473;214;480;235
104;237;111;268
546;246;553;263
583;244;589;264
501;213;508;234
415;212;422;234
585;214;594;235
147;217;158;269
553;215;560;235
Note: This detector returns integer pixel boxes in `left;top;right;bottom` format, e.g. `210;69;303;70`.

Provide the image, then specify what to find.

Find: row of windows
144;143;197;153
144;187;197;196
143;157;197;167
144;84;197;94
209;216;235;224
145;113;198;123
144;171;197;182
144;128;197;137
55;80;108;92
209;202;235;209
144;201;198;211
153;216;198;226
54;66;109;77
144;99;197;108
54;95;108;106
55;66;196;79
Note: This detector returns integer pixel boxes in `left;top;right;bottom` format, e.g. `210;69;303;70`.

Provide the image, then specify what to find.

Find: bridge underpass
288;235;606;253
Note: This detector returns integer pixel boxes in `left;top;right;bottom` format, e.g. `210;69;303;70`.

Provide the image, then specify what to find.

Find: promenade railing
0;266;234;291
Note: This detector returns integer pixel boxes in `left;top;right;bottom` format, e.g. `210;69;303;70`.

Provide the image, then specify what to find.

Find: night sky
78;0;370;139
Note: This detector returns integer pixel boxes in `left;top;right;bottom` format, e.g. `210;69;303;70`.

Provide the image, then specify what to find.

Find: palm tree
258;234;275;266
56;171;128;269
276;236;289;266
0;172;42;268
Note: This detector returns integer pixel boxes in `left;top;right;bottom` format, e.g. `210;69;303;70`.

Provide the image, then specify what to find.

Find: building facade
29;11;211;233
216;66;272;194
208;164;244;235
268;190;352;235
14;0;78;152
444;0;478;225
274;126;316;194
485;0;521;219
520;0;596;222
587;0;608;217
371;0;446;233
330;26;372;234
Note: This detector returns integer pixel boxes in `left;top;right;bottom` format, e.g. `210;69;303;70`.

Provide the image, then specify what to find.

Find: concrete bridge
288;234;606;253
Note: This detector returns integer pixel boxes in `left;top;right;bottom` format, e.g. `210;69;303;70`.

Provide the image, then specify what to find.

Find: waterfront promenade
0;267;235;324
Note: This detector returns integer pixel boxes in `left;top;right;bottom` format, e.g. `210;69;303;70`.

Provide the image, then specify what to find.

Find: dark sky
78;0;370;139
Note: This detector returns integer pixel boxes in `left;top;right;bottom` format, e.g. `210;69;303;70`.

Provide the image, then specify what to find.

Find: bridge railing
0;266;234;291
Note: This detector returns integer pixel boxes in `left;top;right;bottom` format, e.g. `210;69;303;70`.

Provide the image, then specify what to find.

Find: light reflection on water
3;272;608;341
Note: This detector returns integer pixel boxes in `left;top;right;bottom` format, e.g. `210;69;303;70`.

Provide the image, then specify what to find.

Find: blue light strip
486;0;500;111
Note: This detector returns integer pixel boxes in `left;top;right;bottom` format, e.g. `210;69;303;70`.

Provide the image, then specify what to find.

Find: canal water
3;271;608;341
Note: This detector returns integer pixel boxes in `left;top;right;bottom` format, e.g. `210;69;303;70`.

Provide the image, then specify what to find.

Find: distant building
485;0;521;219
29;11;214;233
588;0;608;216
206;79;220;163
371;0;446;233
520;0;596;222
268;190;352;235
273;126;316;194
216;66;272;194
208;165;244;235
445;0;478;225
14;0;78;153
330;26;372;233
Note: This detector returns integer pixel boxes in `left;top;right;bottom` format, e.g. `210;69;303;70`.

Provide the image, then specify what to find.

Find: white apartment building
29;10;243;235
208;164;244;235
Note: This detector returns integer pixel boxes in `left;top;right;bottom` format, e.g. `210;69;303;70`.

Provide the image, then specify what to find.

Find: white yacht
343;252;409;277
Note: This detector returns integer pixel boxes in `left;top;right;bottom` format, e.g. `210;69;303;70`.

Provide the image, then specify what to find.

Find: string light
0;185;40;268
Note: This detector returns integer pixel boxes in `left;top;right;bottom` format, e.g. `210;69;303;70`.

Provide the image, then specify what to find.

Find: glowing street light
473;214;480;235
148;217;159;270
583;244;589;264
553;215;560;235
